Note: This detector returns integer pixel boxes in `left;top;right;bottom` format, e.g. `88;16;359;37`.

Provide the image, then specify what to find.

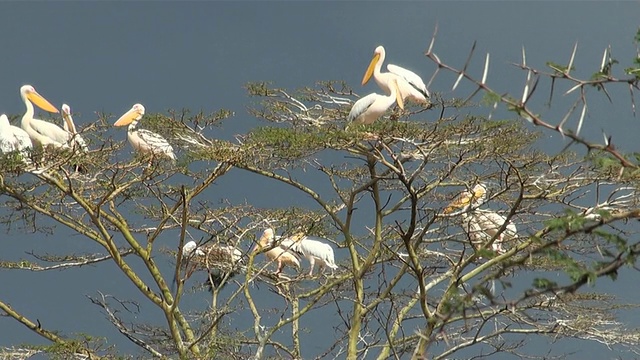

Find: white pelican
362;45;430;103
0;114;32;163
20;85;69;148
444;183;517;253
113;104;176;160
61;104;89;152
254;228;301;275
279;233;338;276
348;79;404;124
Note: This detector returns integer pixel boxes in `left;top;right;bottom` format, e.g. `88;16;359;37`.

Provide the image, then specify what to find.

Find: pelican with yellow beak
61;104;89;153
19;85;70;148
444;183;517;254
348;78;404;124
113;104;176;160
362;45;430;104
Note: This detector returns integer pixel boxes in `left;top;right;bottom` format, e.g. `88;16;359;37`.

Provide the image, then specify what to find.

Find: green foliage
546;61;574;74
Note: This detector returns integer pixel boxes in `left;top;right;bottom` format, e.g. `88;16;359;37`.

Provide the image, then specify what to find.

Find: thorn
482;53;490;84
567;42;578;75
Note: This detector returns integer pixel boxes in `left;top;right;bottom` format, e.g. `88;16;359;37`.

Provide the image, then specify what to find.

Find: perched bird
348;79;404;125
0;114;32;161
61;104;89;153
113;104;176;160
254;228;301;275
19;85;69;148
279;233;338;276
362;45;430;104
444;183;517;253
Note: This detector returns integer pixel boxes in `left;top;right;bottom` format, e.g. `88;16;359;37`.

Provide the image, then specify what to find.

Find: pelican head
362;45;385;86
254;228;275;251
0;114;9;129
61;104;77;134
471;183;488;203
20;85;59;113
114;103;145;127
182;241;199;257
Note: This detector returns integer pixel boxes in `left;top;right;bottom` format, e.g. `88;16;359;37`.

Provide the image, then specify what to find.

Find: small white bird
254;228;301;275
114;104;176;160
444;183;517;253
348;79;404;125
280;233;338;276
362;45;430;104
0;114;32;161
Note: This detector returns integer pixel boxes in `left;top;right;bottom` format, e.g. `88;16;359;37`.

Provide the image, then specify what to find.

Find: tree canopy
3;30;640;359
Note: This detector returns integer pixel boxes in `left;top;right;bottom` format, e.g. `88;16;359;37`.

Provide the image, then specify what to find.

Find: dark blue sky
1;2;640;358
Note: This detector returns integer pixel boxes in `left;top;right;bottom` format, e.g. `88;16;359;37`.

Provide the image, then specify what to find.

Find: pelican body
61;104;88;152
254;228;301;274
444;184;517;253
0;114;32;161
114;104;176;160
362;45;430;103
19;85;69;148
280;233;338;276
348;79;404;124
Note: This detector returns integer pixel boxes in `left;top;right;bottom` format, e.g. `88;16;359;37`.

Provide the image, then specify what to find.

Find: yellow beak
361;53;380;86
114;108;141;126
27;91;58;113
444;194;472;214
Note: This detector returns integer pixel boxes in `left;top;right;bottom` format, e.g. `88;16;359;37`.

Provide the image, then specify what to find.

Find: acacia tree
2;31;640;359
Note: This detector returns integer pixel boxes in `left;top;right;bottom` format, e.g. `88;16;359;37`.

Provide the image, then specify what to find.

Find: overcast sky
1;2;640;358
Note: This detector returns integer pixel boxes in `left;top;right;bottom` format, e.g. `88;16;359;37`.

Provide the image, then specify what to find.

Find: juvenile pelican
114;104;176;160
61;104;89;152
444;183;517;253
19;85;68;148
348;79;404;124
279;233;338;276
0;114;32;160
254;228;301;275
362;45;430;103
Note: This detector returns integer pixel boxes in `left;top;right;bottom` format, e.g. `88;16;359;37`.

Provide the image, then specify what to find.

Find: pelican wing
28;118;72;147
347;93;379;123
69;134;89;152
297;236;337;268
279;237;304;258
387;64;430;99
137;129;176;159
464;210;516;250
11;126;32;151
